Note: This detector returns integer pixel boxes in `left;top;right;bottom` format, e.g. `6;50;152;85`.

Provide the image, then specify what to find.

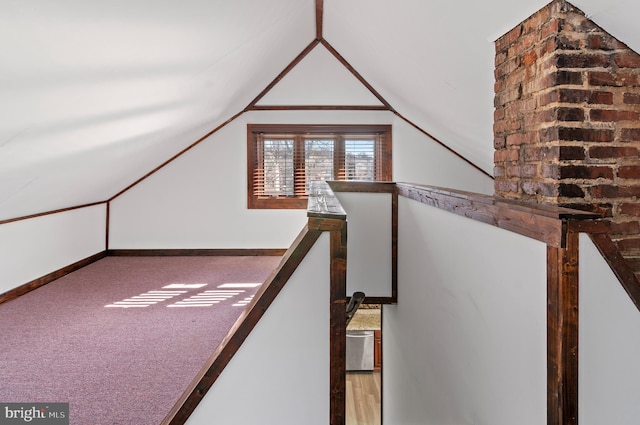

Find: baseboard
0;249;287;307
107;248;287;256
0;251;108;306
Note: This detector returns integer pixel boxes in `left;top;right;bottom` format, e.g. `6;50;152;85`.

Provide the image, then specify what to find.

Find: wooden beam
547;231;579;425
244;39;320;110
107;248;286;257
0;201;107;226
246;105;390;111
316;0;324;40
589;233;640;313
108;110;244;201
396;183;600;247
320;39;393;110
329;223;347;425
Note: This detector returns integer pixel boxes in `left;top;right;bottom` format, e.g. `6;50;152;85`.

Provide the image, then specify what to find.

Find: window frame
247;124;392;209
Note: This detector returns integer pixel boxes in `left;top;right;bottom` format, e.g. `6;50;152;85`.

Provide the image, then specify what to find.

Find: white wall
108;40;494;249
0;205;106;294
186;232;330;425
384;196;547;424
335;191;393;298
109;109;494;249
392;116;494;195
579;234;640;424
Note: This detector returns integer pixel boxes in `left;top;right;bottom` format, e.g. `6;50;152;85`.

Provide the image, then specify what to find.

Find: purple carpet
0;256;281;425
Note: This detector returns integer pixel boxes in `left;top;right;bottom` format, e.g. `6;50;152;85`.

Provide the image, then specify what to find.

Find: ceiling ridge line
316;0;323;40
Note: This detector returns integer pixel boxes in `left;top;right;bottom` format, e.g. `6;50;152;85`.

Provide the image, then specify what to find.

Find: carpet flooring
0;256;281;425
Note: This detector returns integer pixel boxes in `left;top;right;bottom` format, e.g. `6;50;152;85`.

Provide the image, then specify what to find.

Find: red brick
547;70;583;86
558;183;585;197
589;146;638;159
587;34;627;51
591;185;640;198
542;163;560;178
557;127;614;143
589;71;639;87
507;164;537;178
614;51;640;68
609;220;640;234
616;237;640;252
620;203;640;216
555;52;611;68
556;107;585;121
523;146;559;161
624;93;640;104
494;148;519;162
590;109;639;121
540;18;560;40
523;50;538;66
556;34;582;50
559;145;586;160
557;89;614;105
506;133;526;146
619;166;640;179
560;165;614;179
620;128;640;142
495;180;519;193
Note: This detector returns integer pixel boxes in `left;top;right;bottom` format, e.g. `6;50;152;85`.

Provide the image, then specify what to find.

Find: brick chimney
493;0;640;269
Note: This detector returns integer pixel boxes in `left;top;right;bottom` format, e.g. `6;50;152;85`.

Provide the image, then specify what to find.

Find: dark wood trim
105;202;110;250
108;110;245;202
362;296;395;305
320;39;392;110
392;110;494;180
328;180;398;303
0;201;107;226
328;180;396;193
162;225;322;425
107;249;286;257
0;251;107;306
396;183;600;248
589;233;640;313
316;0;323;40
245;39;320;109
547;231;579;425
247;105;390;111
391;188;398;303
330;224;347;425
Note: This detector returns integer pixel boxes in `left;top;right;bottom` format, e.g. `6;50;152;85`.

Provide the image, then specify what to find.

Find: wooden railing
588;233;640;313
163;180;638;425
162;180;348;425
393;183;610;425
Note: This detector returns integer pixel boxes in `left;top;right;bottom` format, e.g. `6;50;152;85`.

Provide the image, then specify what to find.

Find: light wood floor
346;371;381;425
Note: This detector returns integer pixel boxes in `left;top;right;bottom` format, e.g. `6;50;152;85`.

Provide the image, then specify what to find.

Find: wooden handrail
589;233;640;313
164;181;349;425
396;182;606;248
162;225;323;424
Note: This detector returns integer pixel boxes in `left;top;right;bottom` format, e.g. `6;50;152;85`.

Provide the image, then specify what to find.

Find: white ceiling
1;0;638;220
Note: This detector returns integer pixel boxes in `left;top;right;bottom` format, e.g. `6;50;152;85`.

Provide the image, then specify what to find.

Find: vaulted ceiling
1;0;638;221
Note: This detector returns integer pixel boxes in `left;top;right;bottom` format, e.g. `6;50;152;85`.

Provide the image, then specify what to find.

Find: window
248;124;392;209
